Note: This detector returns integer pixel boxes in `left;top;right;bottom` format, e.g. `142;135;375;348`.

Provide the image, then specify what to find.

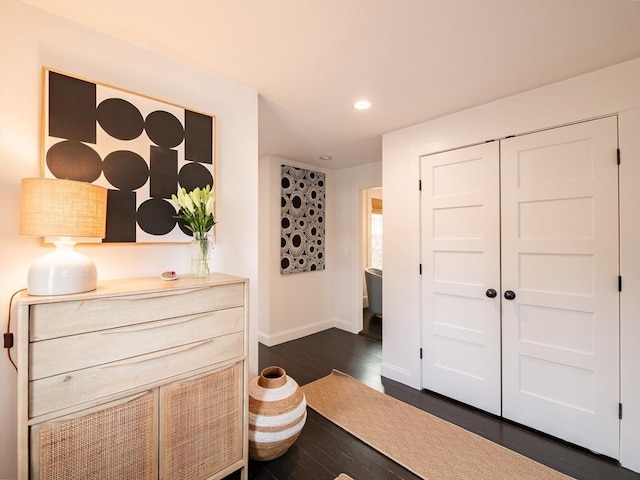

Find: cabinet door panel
160;363;243;480
31;391;157;480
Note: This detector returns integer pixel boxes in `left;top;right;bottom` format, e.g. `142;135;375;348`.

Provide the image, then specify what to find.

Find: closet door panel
420;142;501;415
501;116;620;458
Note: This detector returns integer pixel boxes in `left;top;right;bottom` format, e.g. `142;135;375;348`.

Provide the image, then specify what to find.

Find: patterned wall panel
280;165;325;274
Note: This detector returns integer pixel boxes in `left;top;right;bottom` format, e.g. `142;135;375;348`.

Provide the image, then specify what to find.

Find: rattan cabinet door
160;362;243;480
30;391;158;480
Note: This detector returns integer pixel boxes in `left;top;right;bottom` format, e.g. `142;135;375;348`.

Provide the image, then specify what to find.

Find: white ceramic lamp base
27;239;97;296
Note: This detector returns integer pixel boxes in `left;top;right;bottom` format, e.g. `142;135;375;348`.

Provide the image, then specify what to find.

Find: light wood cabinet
17;274;248;480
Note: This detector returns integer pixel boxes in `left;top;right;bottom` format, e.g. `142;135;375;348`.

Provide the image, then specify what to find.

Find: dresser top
18;272;247;305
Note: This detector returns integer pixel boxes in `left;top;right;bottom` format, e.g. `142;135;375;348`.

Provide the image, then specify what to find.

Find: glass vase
191;232;212;277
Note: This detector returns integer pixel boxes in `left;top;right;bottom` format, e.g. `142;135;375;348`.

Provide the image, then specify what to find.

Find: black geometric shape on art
292;195;302;209
281;197;286;208
178;162;213;192
281;257;290;270
185;110;213;164
282;177;290;189
281;237;286;248
145;110;184;148
48;71;96;143
281;217;290;229
97;98;144;140
104;189;136;243
318;179;324;187
292;234;302;248
150;146;178;198
137;198;177;236
46;141;102;182
103;150;149;191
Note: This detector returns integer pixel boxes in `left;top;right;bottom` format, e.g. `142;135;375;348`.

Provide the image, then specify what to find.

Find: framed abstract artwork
280;165;325;274
42;68;216;243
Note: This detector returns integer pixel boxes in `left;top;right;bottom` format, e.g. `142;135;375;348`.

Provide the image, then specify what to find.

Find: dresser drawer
30;331;244;418
30;282;244;341
30;307;244;381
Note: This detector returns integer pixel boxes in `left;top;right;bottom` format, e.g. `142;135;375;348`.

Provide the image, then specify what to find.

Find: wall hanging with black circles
280;165;325;274
42;68;215;243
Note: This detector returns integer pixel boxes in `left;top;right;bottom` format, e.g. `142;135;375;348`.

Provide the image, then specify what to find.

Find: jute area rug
302;370;574;480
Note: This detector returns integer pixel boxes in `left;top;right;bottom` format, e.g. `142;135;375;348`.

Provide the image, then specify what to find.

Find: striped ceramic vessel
248;366;307;461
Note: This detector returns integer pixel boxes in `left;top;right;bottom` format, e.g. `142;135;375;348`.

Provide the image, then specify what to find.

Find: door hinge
617;148;621;165
420;348;423;359
619;403;623;419
419;179;422;191
619;276;623;292
419;263;422;275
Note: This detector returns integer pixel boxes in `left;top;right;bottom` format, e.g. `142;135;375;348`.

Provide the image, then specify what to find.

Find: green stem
199;235;210;275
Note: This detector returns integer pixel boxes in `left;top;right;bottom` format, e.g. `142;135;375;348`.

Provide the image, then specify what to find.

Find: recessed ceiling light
353;100;372;110
319;155;332;161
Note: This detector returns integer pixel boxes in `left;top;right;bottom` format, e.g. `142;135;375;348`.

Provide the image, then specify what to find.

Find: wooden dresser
16;274;248;480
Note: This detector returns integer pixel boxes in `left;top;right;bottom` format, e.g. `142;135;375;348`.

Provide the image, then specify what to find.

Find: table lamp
20;178;108;295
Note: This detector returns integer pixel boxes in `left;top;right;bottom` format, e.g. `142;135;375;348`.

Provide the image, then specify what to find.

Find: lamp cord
5;288;26;372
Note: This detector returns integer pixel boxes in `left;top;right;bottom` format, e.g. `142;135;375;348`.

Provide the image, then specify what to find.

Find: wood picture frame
42;68;216;243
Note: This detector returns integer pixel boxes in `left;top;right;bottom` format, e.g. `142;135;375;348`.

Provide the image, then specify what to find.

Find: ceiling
24;0;640;170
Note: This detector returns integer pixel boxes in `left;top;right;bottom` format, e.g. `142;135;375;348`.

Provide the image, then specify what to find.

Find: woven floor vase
248;366;307;461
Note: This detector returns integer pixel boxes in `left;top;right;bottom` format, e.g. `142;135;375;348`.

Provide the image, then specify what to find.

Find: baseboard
258;319;335;347
380;362;421;390
334;319;359;334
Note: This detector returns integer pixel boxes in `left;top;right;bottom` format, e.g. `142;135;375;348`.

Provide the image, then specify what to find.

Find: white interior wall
257;157;382;344
382;58;640;472
332;162;382;334
258;156;334;346
0;2;259;479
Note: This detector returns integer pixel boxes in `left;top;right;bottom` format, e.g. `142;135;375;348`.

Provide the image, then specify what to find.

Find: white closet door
420;142;501;415
501;117;620;458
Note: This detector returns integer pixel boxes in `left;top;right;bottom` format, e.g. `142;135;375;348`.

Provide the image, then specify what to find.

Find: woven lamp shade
20;178;107;238
20;178;108;295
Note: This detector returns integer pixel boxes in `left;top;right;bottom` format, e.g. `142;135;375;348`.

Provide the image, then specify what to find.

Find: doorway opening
360;187;382;341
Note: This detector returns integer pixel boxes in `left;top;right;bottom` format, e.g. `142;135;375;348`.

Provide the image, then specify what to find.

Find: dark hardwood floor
233;328;639;480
